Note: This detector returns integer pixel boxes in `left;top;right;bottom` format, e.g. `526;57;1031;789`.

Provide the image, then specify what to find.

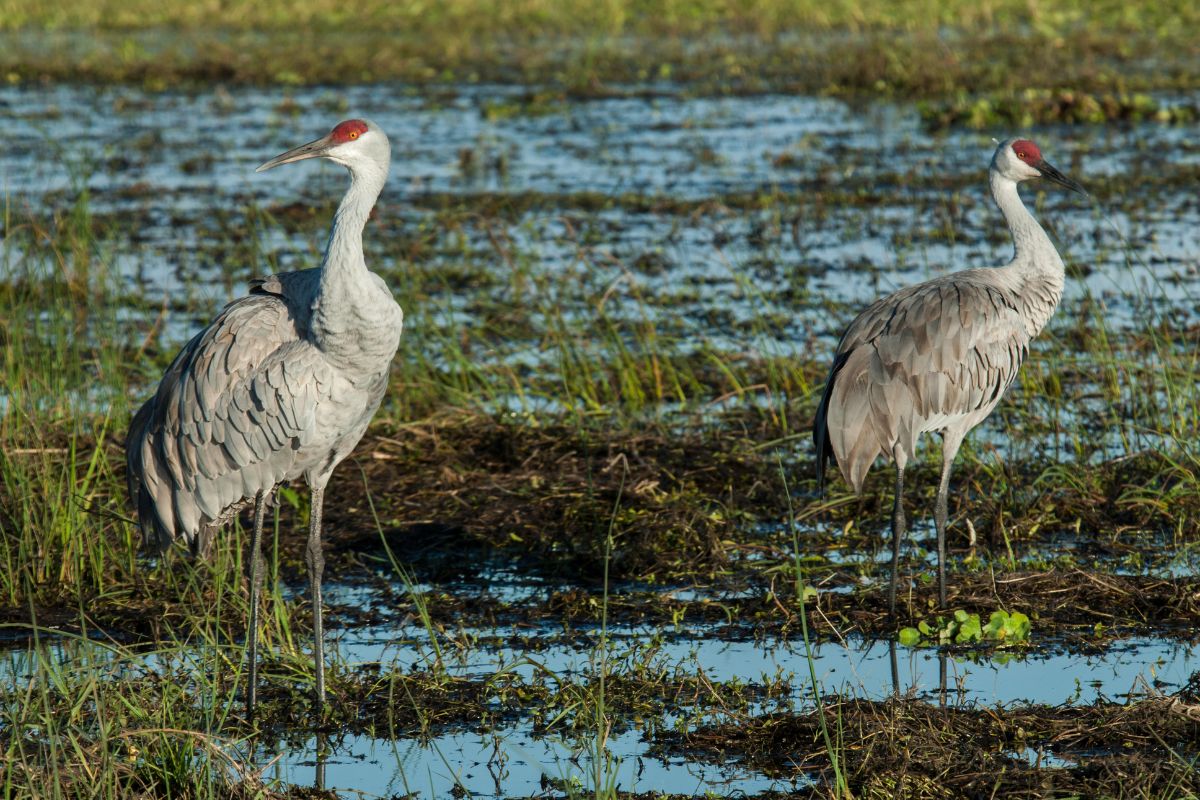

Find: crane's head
991;137;1087;196
256;118;390;175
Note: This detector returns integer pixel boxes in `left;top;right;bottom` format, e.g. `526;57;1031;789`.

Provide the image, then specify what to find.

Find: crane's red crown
1011;139;1042;163
331;119;369;144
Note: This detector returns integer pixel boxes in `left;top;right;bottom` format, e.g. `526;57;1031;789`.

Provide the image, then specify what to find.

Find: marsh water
5;84;1197;330
4;82;1200;796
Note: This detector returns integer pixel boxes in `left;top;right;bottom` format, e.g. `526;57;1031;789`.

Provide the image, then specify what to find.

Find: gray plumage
126;269;396;551
813;137;1086;612
126;118;403;718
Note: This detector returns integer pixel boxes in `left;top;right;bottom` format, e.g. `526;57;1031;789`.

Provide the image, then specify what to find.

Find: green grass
3;0;1198;35
2;0;1199;97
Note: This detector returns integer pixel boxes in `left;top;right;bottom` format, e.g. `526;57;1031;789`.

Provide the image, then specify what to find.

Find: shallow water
324;571;1200;709
2;583;1195;798
268;726;809;799
4;84;1198;466
3;84;1197;327
5;84;1197;472
392;634;1185;795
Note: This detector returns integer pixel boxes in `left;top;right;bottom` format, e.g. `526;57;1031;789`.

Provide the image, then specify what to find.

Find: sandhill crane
126;118;403;719
813;137;1086;614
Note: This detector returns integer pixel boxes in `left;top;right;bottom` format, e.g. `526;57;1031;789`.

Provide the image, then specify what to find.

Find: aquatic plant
898;609;1032;647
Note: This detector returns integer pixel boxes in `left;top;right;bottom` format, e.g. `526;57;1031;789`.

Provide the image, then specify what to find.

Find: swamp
2;1;1200;797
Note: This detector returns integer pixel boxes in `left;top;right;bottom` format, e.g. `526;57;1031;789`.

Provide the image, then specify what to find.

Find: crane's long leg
938;650;948;708
888;639;900;697
246;490;266;721
315;731;328;791
935;432;965;609
306;485;327;714
889;448;908;616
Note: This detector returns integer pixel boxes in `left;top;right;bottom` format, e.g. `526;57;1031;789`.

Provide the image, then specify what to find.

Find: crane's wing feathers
129;271;333;552
814;272;1029;493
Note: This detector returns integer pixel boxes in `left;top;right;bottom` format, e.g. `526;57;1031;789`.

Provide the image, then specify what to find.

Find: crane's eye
349;131;359;140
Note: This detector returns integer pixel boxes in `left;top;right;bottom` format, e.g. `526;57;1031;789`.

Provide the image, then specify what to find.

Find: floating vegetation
920;88;1200;130
899;609;1032;647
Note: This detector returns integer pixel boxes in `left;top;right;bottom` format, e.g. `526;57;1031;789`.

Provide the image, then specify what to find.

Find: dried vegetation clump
321;412;787;582
657;696;1200;798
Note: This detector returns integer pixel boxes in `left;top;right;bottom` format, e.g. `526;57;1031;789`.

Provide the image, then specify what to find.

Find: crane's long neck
318;160;386;290
310;158;394;359
990;169;1065;337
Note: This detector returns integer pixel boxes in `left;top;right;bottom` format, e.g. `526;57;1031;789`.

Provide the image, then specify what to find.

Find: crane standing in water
126;118;403;719
813;138;1086;614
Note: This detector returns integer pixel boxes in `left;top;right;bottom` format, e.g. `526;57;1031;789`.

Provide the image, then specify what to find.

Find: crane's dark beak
256;134;334;173
1035;159;1087;197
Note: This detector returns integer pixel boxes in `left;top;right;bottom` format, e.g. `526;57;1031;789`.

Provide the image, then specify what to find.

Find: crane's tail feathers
817;347;894;496
126;401;164;553
814;423;829;497
812;352;849;497
124;402;151;518
126;399;184;555
838;371;884;495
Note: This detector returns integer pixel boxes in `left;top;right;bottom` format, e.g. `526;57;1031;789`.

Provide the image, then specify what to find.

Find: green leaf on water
985;610;1007;637
1006;611;1031;642
955;613;982;643
904;608;1032;648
